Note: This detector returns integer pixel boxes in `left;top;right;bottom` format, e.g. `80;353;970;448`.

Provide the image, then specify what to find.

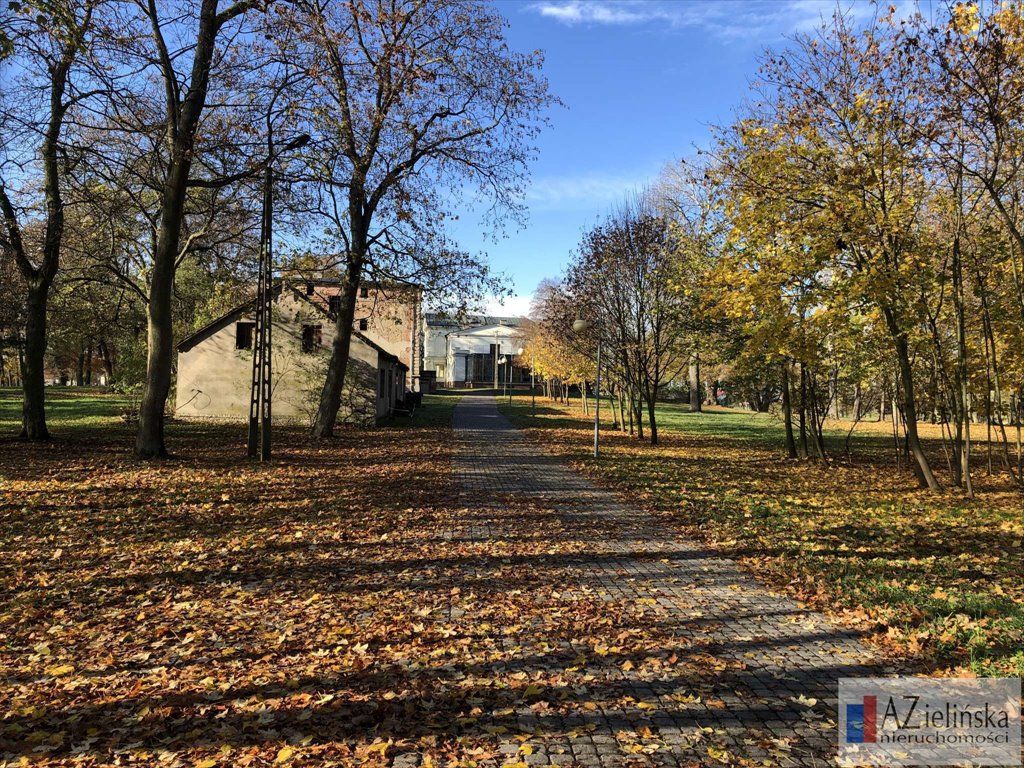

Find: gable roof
424;313;524;329
177;280;403;366
176;288;275;353
445;322;526;337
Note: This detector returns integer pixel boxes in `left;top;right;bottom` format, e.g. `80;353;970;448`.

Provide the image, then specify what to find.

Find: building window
328;295;340;314
360;285;369;299
378;368;386;398
301;324;322;353
235;322;255;350
358;318;368;331
305;282;315;295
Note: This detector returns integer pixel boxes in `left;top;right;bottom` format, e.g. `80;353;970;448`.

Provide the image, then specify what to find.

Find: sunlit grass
0;387;130;436
500;392;1024;676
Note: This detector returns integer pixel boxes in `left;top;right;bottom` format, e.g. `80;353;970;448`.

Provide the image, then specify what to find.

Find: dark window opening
328;295;340;314
360;285;369;299
358;318;369;331
305;282;315;295
378;368;386;398
235;322;255;350
301;324;322;353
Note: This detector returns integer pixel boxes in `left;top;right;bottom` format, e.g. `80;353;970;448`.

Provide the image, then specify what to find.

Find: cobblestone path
449;392;881;767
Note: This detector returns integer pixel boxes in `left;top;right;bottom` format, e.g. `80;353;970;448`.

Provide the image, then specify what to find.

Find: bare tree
278;0;554;437
115;0;263;458
0;0;100;438
565;201;691;444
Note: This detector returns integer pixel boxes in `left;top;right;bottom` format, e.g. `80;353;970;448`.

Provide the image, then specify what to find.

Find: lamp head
572;319;590;332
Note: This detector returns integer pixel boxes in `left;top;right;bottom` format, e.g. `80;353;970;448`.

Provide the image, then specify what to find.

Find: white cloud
535;1;647;24
525;1;920;41
484;294;534;318
526;171;654;208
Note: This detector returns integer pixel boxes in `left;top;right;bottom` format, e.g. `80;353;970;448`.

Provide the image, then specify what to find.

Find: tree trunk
136;252;176;457
688;356;701;413
949;234;968;491
641;371;659;445
781;361;797;459
1016;391;1022;479
136;0;245;458
808;371;827;460
646;390;658;445
313;253;363;437
985;352;993;476
98;337;114;381
20;283;50;440
136;146;193;458
797;362;809;459
884;307;940;490
829;366;840;420
980;294;1020;484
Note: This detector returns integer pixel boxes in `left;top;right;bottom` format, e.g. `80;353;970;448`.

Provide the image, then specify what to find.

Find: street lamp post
493;332;499;390
572;319;601;458
247;131;309;460
509;346;523;405
531;350;536;417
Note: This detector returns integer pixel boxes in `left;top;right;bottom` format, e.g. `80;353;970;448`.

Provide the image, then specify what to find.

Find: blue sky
465;0;884;316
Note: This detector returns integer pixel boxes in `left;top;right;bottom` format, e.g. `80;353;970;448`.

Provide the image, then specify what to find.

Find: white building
422;314;528;387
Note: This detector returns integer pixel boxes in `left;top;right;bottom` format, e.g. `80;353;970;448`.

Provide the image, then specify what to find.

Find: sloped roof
424;313;524;328
445;322;526;337
177;280;402;366
176;288;276;353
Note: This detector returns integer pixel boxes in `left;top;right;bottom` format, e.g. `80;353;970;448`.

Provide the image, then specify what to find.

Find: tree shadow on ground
1;411;878;766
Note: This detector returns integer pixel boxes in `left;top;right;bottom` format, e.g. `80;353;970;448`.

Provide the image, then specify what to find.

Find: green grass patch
499;393;1024;676
380;391;460;429
0;387;130;437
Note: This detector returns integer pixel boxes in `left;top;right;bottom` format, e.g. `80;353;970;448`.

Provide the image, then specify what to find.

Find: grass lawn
500;392;1024;678
0;387;132;439
0;388;462;441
